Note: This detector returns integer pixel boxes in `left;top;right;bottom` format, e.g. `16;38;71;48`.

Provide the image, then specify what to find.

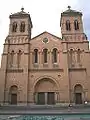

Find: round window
43;38;48;43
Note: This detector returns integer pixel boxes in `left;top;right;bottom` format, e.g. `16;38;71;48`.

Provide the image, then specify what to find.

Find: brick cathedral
0;6;89;105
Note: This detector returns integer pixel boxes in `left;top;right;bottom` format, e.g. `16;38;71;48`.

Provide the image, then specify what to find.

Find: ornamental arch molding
74;84;83;93
33;75;59;92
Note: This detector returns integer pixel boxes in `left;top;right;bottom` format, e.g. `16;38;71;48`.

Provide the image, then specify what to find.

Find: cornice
29;68;64;72
62;41;89;44
6;68;23;73
69;67;86;71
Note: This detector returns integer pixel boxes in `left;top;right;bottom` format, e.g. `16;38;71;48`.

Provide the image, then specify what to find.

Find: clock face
43;38;48;43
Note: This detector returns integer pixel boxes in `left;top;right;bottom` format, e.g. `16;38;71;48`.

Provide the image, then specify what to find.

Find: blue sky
0;0;90;63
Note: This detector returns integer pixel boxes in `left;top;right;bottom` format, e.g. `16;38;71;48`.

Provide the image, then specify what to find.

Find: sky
0;0;90;64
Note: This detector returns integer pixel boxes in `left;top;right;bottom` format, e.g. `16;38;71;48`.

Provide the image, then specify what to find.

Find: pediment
30;31;63;51
31;31;62;42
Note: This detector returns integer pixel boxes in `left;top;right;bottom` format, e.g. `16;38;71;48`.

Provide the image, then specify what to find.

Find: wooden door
47;92;55;105
37;92;45;105
11;94;17;104
75;93;82;104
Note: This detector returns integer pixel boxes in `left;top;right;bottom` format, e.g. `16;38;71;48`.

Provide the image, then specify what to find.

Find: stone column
82;92;85;103
84;90;88;102
85;91;88;101
14;53;17;68
39;51;43;68
0;41;9;105
57;52;59;64
21;39;29;105
49;51;52;68
62;48;70;103
34;92;37;104
55;92;57;103
4;89;9;105
45;92;47;104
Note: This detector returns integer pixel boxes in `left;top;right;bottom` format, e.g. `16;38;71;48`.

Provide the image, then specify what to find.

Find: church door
9;85;18;105
47;92;55;105
75;93;82;104
37;92;45;105
11;93;17;104
74;84;83;104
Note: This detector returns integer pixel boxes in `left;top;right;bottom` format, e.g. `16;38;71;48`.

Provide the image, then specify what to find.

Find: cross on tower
68;6;71;10
21;7;24;12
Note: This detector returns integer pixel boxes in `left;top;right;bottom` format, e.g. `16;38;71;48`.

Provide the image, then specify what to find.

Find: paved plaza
0;105;90;119
0;105;90;114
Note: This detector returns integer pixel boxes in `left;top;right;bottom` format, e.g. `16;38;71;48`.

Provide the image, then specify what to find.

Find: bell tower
60;6;87;41
9;7;33;38
0;8;33;105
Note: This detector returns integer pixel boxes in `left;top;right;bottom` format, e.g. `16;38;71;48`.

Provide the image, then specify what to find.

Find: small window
10;50;14;67
74;20;79;30
20;22;25;32
34;49;38;63
52;48;57;63
17;50;22;68
70;49;73;63
77;49;81;63
66;20;71;31
12;22;17;32
43;48;48;63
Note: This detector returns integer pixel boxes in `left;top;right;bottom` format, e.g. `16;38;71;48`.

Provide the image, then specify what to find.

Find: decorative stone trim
53;63;59;68
79;63;82;67
6;68;23;72
71;63;75;67
43;63;48;67
2;53;8;55
33;63;39;68
69;67;86;71
29;68;63;72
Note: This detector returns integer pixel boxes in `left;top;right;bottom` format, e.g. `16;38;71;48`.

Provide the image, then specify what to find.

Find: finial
68;6;71;10
21;7;24;12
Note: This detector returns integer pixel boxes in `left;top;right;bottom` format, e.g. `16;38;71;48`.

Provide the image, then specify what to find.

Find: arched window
69;49;73;64
52;48;57;63
66;20;71;31
43;48;48;63
20;22;25;32
74;20;79;30
10;50;14;67
17;50;22;68
34;49;38;63
77;49;81;63
12;22;17;32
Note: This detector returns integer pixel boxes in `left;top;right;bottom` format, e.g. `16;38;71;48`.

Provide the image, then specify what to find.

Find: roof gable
30;31;63;51
31;31;62;41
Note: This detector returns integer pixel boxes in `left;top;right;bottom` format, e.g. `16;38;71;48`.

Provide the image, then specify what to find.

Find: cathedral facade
0;6;90;105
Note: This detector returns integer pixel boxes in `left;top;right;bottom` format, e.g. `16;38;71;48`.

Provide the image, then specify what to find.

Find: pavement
0;106;90;120
0;105;90;115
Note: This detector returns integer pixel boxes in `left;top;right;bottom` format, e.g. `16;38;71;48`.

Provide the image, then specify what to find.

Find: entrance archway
74;84;83;104
9;85;18;104
34;78;57;105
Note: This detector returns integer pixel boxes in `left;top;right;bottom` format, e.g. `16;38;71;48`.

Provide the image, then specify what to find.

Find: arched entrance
74;84;83;104
9;85;18;104
34;78;57;105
